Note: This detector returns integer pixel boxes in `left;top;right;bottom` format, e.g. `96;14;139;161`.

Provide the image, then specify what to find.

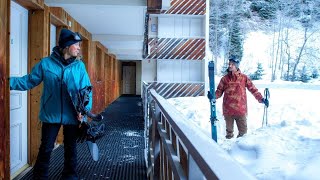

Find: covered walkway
16;95;147;180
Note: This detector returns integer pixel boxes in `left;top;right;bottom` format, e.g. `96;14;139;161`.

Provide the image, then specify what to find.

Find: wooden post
0;0;10;179
110;55;115;101
81;39;89;69
104;54;110;106
87;41;96;112
28;5;50;165
152;103;161;180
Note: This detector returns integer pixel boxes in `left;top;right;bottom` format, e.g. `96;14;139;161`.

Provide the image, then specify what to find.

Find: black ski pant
33;122;79;180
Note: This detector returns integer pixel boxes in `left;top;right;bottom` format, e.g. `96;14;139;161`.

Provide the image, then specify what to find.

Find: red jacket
215;69;263;116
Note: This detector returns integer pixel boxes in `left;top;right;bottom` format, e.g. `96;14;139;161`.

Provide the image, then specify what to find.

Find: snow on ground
167;82;320;180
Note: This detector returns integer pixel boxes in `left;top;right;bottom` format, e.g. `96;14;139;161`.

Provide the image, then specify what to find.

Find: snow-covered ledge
149;89;255;179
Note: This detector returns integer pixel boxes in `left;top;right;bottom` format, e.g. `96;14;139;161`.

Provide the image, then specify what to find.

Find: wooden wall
89;41;108;114
0;1;122;179
109;54;122;103
104;54;122;107
115;57;122;99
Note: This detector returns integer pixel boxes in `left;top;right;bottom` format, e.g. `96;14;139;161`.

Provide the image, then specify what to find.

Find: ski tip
86;141;99;161
92;143;99;161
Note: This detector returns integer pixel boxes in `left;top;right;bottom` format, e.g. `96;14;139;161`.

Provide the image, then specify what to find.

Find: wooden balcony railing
142;82;255;180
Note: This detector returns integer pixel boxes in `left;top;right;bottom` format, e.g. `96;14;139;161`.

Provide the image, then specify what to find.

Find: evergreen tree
250;0;277;20
311;68;319;79
300;65;311;82
250;63;265;80
229;17;243;61
220;62;229;75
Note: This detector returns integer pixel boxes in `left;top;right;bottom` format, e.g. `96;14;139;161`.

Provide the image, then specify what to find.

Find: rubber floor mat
16;96;147;180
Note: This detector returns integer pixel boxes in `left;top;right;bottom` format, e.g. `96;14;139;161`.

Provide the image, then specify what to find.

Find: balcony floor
15;95;147;180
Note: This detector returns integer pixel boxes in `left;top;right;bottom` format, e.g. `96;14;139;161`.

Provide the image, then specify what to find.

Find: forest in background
209;0;320;82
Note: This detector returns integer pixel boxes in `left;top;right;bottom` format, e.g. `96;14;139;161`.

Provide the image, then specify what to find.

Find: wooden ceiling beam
14;0;44;10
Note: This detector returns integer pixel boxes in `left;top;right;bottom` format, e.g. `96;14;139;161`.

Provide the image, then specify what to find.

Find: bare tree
271;15;283;81
209;0;320;81
282;28;291;80
291;28;316;80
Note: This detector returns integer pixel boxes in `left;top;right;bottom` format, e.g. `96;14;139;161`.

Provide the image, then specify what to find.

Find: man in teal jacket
10;28;92;180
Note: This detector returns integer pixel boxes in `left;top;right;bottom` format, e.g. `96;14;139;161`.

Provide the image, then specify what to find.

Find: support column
28;5;50;165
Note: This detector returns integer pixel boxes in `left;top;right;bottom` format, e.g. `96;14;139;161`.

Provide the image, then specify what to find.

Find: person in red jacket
215;56;269;139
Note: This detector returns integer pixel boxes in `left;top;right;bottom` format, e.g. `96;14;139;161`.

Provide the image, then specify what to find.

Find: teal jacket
10;48;92;125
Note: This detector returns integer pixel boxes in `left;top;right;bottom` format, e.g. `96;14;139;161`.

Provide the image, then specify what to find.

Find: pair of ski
208;61;218;142
70;85;105;161
78;119;105;161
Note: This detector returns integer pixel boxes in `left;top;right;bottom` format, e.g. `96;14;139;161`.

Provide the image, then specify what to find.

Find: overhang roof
45;0;147;60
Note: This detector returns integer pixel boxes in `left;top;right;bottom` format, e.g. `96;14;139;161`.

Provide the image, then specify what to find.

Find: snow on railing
142;81;204;165
143;86;255;179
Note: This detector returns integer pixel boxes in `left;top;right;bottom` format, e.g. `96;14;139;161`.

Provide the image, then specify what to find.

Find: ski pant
224;115;247;138
33;122;79;180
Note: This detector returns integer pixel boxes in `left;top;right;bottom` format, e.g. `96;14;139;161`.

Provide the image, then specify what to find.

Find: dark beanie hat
229;55;240;68
59;28;82;49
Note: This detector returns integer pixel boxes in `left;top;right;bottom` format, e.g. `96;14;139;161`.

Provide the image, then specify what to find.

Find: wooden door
123;66;136;94
10;0;29;176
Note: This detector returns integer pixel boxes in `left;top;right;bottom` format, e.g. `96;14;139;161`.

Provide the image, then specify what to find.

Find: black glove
77;121;90;143
261;98;269;108
77;121;106;143
86;121;106;142
207;91;213;100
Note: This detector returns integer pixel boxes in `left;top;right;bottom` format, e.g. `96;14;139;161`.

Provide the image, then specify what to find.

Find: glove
261;98;269;108
86;121;106;142
207;91;213;100
77;122;90;143
77;121;106;143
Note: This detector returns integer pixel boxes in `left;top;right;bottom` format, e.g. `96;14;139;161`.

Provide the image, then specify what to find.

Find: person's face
228;61;237;72
67;42;81;57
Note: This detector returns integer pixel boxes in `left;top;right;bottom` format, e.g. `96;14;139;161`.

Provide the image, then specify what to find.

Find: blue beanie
59;29;82;49
229;55;240;68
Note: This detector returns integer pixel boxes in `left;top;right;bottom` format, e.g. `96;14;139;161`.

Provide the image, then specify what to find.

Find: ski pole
262;88;270;127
